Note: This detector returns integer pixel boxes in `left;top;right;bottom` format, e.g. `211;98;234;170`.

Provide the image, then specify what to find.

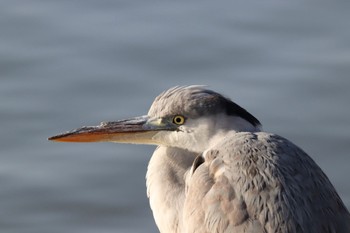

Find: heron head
49;86;261;153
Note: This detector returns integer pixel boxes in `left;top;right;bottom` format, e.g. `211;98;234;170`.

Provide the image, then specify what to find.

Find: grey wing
183;132;350;233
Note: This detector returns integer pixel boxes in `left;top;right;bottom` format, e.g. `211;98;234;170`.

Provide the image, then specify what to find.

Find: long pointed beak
48;116;171;144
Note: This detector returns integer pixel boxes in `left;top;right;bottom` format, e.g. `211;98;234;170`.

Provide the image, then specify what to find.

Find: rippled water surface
1;0;349;232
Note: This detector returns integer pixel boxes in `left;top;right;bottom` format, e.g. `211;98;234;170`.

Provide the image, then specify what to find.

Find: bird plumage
146;133;350;233
184;132;350;232
50;85;350;233
146;86;350;232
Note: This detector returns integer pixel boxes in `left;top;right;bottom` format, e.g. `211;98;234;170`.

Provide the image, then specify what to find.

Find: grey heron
49;86;350;233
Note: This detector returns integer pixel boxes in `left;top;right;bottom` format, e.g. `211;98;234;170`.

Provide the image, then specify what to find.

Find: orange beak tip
48;133;77;142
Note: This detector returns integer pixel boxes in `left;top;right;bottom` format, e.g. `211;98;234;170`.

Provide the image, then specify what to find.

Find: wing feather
184;132;350;233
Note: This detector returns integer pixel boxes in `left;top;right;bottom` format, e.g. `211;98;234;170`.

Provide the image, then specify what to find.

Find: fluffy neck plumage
146;146;198;233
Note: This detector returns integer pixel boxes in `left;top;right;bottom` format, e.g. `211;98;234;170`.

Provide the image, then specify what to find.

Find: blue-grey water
1;0;349;232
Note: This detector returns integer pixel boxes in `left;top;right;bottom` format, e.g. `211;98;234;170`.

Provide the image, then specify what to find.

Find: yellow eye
173;115;185;125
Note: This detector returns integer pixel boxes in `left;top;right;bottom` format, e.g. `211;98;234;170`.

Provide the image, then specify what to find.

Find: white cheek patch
152;130;189;148
178;125;190;133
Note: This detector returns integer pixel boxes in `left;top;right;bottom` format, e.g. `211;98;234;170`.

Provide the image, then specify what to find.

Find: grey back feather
184;132;350;233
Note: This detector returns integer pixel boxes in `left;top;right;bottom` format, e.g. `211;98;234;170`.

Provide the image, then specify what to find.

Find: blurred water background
1;0;349;232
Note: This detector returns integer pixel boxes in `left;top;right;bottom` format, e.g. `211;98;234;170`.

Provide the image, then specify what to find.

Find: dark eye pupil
173;116;184;125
